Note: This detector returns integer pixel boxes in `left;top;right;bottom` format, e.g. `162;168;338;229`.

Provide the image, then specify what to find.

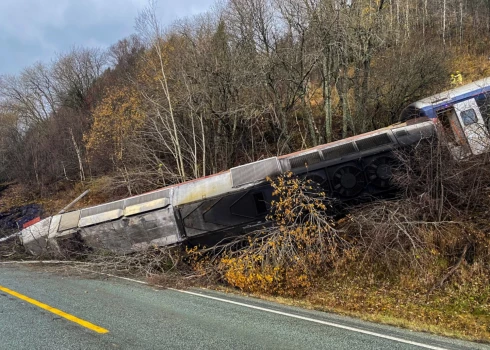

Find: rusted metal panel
58;211;80;231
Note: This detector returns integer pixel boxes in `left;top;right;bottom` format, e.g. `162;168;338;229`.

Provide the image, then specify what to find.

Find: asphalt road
0;264;488;350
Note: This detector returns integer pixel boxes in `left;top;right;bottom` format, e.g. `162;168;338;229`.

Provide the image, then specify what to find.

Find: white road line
71;268;448;350
171;289;448;350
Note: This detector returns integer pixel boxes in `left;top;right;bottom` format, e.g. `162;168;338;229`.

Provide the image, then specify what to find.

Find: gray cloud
0;0;215;75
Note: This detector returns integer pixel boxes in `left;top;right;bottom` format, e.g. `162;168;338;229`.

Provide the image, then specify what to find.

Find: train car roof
409;77;490;111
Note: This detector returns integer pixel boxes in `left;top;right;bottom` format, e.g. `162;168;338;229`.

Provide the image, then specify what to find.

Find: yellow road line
0;285;109;334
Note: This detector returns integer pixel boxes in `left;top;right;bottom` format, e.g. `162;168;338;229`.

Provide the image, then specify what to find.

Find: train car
19;78;490;255
401;77;490;156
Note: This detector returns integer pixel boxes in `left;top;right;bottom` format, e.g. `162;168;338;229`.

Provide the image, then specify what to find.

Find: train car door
453;98;490;155
437;108;470;159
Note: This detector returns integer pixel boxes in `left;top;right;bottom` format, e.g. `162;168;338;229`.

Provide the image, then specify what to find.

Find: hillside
1;0;490;342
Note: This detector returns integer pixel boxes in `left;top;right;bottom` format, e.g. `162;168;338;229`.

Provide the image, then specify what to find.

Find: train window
253;192;268;215
476;92;490;129
461;109;478;126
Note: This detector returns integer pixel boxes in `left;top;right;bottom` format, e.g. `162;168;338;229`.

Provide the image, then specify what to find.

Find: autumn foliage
86;84;144;162
215;173;345;296
3;0;481;194
193;147;490;339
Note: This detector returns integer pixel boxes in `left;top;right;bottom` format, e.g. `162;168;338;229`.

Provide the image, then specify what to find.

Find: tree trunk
200;112;206;177
69;128;85;182
442;0;447;46
304;79;318;146
340;68;352;138
323;51;333;143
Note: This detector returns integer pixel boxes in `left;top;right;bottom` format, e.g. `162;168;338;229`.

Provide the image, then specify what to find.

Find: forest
1;0;490;198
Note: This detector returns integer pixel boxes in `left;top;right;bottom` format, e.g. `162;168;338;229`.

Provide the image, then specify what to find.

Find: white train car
21;78;490;255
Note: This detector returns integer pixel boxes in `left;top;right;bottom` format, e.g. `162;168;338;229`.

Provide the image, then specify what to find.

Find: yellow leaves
214;172;340;297
85;84;144;161
222;261;284;294
137;37;178;87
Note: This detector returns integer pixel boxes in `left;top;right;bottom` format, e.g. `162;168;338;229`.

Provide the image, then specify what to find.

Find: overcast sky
0;0;215;75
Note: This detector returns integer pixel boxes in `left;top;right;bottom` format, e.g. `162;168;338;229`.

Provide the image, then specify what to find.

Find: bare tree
136;1;186;181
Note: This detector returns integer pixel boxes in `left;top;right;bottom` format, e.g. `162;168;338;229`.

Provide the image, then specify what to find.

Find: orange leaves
220;255;283;294
85;36;179;166
217;173;342;297
136;37;177;87
85;84;144;161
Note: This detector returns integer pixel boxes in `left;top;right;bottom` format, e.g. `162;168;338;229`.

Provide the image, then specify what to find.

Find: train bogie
177;184;274;239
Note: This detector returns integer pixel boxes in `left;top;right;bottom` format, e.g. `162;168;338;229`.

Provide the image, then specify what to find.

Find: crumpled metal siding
20;217;52;254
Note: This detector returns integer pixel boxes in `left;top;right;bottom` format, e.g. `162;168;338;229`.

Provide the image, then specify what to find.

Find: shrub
217;172;346;296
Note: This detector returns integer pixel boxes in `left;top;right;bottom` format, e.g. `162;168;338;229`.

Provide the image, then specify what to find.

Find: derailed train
20;78;490;255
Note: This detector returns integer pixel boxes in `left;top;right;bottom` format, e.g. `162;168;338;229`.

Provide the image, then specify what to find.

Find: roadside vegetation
7;139;487;341
187;140;490;341
1;0;490;343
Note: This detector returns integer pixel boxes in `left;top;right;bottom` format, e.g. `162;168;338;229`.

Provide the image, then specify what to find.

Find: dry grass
210;264;490;342
0;183;33;212
185;143;490;342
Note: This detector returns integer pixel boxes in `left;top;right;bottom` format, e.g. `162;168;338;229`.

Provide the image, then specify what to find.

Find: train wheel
365;156;396;189
332;165;365;197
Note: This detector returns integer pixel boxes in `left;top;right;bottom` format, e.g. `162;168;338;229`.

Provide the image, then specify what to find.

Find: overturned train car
19;120;435;255
20;78;490;255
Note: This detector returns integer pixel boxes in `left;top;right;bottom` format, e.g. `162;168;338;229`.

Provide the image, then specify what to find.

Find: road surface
0;263;488;350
